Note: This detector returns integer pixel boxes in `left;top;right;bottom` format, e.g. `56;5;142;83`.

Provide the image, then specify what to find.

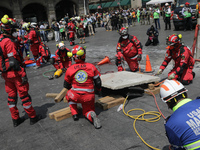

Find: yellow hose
122;95;161;150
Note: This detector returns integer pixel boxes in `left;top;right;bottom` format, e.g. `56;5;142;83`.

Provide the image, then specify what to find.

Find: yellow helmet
3;14;9;19
1;17;8;24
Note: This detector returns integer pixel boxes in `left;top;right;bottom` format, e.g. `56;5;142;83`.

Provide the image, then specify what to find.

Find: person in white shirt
182;2;193;31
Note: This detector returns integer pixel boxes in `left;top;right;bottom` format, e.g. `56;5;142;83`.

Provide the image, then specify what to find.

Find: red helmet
185;2;190;5
119;27;128;36
71;45;86;63
166;34;181;46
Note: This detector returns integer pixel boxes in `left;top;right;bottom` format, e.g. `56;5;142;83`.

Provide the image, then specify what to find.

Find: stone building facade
0;0;89;23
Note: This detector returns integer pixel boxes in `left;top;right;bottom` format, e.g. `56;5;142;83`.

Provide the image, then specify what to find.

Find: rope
122;90;166;150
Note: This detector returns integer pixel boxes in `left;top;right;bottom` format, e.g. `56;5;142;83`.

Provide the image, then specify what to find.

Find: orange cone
97;56;110;65
145;55;152;72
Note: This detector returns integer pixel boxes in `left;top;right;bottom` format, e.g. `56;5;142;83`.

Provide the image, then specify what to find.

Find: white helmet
30;22;37;28
160;79;187;103
58;42;65;49
165;3;169;6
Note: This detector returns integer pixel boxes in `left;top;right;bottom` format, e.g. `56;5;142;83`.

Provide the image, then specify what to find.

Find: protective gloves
21;76;28;84
155;69;163;75
168;73;175;80
137;54;142;61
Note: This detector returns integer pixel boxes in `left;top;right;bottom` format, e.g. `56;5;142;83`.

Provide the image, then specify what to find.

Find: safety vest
153;11;159;19
184;11;192;18
132;12;136;18
184;139;200;150
165;8;171;17
196;3;200;14
137;10;140;17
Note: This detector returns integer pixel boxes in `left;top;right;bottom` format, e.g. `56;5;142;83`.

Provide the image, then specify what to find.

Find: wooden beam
54;88;68;103
46;93;59;98
49;106;82;121
54;107;72;121
49;107;69;119
96;95;124;110
145;86;161;95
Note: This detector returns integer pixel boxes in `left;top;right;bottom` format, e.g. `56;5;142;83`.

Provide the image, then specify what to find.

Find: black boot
12;118;24;127
30;115;41;125
72;114;79;121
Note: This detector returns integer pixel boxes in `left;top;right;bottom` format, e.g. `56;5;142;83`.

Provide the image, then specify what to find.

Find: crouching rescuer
0;15;40;127
49;42;72;78
156;34;195;85
63;45;102;129
160;79;200;150
115;27;142;72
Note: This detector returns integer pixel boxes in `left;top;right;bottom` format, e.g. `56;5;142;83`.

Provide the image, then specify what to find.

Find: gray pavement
0;19;200;150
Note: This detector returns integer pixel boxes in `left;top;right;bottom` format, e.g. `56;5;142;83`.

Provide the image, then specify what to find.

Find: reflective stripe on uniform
72;88;94;92
87;111;94;118
184;139;200;150
9;105;15;108
69;31;74;33
23;105;32;109
93;74;99;79
130;54;138;60
7;52;13;57
68;101;77;105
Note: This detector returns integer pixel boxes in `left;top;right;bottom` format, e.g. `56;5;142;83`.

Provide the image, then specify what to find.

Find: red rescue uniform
64;62;100;122
38;42;50;63
160;45;194;84
116;35;143;72
52;48;72;70
24;28;41;66
68;21;76;46
0;34;36;120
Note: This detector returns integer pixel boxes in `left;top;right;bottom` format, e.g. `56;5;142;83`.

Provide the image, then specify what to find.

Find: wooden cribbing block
54;88;68;103
46;93;59;98
148;84;155;90
54;107;72;121
63;97;68;103
96;96;124;110
145;86;161;95
49;107;69;119
54;106;82;121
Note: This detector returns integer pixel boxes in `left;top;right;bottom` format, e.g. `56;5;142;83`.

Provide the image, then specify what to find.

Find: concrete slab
101;71;160;90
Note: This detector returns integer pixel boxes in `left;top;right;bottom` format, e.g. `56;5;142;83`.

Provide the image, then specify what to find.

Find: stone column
12;1;23;20
78;0;88;16
47;0;56;24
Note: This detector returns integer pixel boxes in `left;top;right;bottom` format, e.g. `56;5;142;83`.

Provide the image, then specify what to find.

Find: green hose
42;69;56;78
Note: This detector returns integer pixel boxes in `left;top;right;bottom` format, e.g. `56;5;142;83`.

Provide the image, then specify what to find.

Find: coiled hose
122;90;166;150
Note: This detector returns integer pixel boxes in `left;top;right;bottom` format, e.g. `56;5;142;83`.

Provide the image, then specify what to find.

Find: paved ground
0;19;200;150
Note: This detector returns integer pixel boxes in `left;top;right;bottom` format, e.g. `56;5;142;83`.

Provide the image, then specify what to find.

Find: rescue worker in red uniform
23;22;42;69
67;18;76;46
38;42;51;64
64;45;102;129
115;27;143;72
156;34;195;85
0;16;40;127
49;42;72;71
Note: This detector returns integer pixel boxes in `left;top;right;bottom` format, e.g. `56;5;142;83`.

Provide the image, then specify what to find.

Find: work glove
155;69;163;75
61;68;67;73
21;76;28;84
168;73;175;80
137;54;142;61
